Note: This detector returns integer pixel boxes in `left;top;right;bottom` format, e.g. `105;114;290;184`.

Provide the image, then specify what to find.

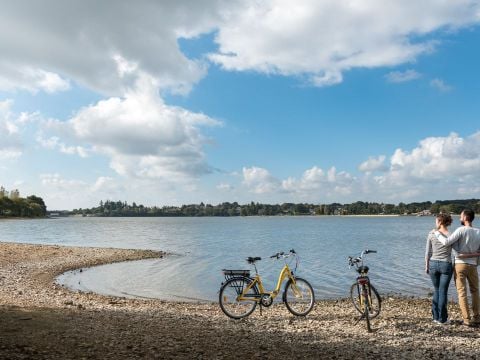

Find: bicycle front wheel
219;277;258;319
350;282;381;319
283;277;315;316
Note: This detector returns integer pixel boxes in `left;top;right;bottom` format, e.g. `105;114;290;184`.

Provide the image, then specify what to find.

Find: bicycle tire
283;277;315;316
350;282;381;319
219;277;258;319
363;289;372;332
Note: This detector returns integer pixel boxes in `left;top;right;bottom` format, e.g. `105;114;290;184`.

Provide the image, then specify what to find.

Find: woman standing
425;213;453;324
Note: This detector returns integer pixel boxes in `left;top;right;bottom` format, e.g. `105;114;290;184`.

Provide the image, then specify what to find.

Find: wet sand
1;242;479;359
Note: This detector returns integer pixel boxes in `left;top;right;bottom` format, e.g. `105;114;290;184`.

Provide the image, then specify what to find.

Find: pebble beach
1;241;479;359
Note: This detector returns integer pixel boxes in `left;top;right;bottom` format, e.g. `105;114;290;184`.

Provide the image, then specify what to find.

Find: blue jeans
429;260;453;323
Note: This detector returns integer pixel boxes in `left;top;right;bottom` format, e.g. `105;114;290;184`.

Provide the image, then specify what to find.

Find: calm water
0;216;458;302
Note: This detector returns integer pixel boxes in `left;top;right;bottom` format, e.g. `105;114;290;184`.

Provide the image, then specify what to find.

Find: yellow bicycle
219;249;315;319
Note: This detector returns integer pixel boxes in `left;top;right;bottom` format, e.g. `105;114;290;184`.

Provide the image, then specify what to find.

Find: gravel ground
1;242;479;359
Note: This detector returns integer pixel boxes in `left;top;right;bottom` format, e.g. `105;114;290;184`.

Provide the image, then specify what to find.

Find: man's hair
437;213;452;227
462;209;475;222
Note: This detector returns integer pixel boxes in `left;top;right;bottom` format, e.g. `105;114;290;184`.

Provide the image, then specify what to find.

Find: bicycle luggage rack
222;269;250;280
222;270;251;295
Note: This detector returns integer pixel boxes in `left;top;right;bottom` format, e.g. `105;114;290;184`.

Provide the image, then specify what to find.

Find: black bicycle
348;249;381;332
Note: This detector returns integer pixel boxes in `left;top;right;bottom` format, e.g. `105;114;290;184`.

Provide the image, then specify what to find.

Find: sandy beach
1;242;479;359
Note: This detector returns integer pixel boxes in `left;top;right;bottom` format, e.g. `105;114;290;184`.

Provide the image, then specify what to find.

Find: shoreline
1;242;479;359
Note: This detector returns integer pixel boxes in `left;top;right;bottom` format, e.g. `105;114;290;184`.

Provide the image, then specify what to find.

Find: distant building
9;189;20;200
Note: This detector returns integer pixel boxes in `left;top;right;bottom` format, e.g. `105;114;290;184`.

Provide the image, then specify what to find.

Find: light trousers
454;263;480;324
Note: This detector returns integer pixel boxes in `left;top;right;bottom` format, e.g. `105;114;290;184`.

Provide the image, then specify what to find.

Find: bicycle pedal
354;315;364;325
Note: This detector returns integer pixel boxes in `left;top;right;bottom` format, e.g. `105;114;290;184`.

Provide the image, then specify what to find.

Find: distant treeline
67;199;480;217
0;195;47;217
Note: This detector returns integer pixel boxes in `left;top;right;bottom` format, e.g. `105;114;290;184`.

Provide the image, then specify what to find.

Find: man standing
436;209;480;326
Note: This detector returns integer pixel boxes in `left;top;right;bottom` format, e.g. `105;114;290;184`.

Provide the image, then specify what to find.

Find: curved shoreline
1;242;480;359
0;241;165;309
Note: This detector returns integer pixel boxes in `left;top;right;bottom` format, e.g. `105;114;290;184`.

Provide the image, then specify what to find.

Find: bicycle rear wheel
219;277;258;319
363;291;372;332
350;282;381;319
283;277;315;316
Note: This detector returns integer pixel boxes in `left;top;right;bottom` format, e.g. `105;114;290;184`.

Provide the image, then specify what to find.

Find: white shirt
435;226;480;265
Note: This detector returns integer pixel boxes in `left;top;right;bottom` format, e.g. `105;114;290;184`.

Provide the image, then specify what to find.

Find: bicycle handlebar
270;251;284;259
348;250;377;267
270;249;296;259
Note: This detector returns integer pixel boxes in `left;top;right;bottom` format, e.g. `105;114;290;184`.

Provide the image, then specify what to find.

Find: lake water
0;216;459;302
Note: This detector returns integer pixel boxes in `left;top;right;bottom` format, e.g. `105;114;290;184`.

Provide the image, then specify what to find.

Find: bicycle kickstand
353;313;365;326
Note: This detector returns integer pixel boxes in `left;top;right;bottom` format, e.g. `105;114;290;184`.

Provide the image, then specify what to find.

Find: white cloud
210;0;480;86
92;177;122;194
43;75;221;180
37;172;211;209
311;71;343;87
36;134;89;158
430;78;453;92
385;69;421;83
358;155;388;172
39;173;127;209
389;132;479;180
240;164;356;200
0;99;23;159
2;1;478;94
281;166;355;198
217;183;234;191
0;66;71;94
242;166;280;194
238;131;480;203
0;67;70;94
365;131;480;200
0;150;22;160
40;173;87;189
0;1;235;95
1;100;44;160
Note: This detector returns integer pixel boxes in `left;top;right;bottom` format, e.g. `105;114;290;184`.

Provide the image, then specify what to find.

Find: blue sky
1;1;480;209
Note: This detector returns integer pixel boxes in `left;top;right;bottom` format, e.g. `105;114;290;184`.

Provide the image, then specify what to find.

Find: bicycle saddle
246;256;262;264
357;265;369;274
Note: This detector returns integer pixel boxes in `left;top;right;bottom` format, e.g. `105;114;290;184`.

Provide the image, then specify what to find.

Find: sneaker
432;319;441;324
438;319;451;325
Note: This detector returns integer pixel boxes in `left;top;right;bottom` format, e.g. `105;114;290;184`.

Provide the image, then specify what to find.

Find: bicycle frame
238;263;297;302
355;276;372;307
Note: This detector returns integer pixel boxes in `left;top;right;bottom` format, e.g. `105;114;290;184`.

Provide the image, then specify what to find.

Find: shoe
438;320;451;325
471;317;480;326
461;321;477;328
432;319;440;324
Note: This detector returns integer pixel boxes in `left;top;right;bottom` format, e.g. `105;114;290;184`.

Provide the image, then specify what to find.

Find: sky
1;0;480;210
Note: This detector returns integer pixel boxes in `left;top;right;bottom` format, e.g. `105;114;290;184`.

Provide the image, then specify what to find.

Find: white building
9;189;20;200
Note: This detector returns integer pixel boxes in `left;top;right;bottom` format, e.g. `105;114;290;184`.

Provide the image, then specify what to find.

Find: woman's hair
437;213;452;227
